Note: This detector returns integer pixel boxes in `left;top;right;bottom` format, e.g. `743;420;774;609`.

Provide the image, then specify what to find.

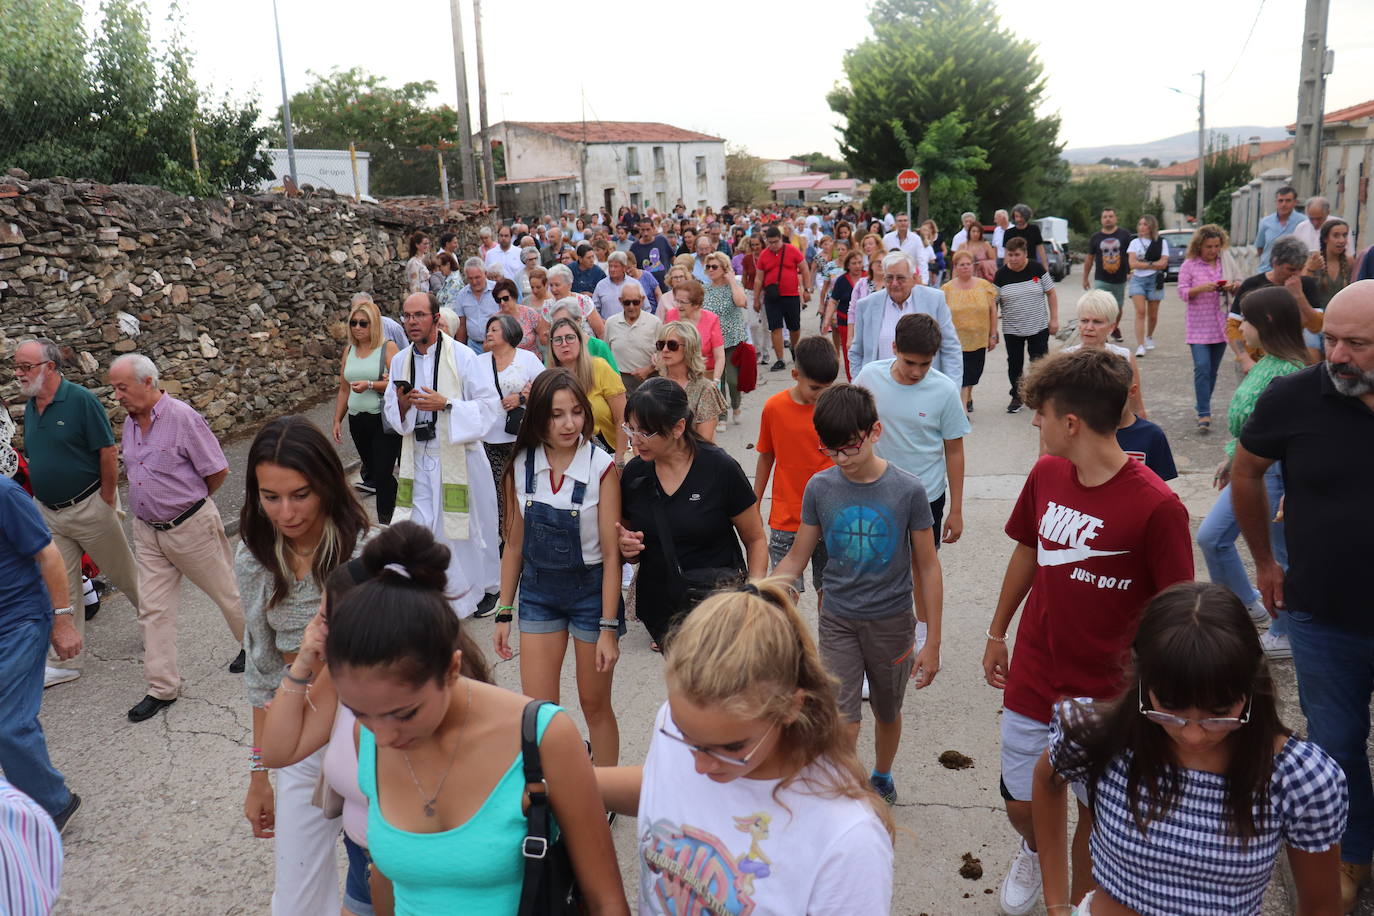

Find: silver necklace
401;679;471;817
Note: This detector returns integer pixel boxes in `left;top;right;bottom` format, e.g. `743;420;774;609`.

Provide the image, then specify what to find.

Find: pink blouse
1177;257;1228;345
662;306;725;370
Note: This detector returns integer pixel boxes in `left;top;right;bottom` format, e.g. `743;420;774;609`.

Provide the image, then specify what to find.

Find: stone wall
0;173;494;440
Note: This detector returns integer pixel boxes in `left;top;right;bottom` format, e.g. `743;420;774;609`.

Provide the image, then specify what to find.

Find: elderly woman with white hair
544;263;606;339
332;296;401;521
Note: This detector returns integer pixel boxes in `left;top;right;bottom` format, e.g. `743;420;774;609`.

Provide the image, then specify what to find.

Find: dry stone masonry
0;170;493;440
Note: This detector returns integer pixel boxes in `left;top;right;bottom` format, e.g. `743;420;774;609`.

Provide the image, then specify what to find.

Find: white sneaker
999;839;1042;915
1260;631;1293;660
1247;601;1272;627
1145;337;1156;350
44;666;80;688
732;410;742;426
916;620;928;653
861;675;870;701
1135;345;1146;358
621;562;635;590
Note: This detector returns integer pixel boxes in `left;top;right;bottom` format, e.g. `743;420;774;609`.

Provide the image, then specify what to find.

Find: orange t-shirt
756;388;833;531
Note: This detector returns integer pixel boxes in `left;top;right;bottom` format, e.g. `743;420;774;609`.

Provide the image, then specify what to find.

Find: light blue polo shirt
853;360;970;501
1255;210;1300;272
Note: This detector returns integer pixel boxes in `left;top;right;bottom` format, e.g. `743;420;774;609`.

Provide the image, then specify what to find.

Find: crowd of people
1;191;1373;916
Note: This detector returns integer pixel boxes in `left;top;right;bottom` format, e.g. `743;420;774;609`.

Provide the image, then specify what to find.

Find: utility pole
447;0;476;201
1196;71;1205;224
472;0;496;205
1292;0;1331;198
271;0;296;185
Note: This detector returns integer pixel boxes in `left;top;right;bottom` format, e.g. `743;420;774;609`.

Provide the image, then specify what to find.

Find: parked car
1158;229;1192;283
1044;239;1071;281
819;191;853;204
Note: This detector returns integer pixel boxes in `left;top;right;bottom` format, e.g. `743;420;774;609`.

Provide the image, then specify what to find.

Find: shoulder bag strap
517;699;552;916
490;352;502;394
649;483;686;580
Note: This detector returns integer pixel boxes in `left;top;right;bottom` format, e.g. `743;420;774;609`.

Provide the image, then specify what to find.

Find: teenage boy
854;313;969;651
982;349;1193;915
995;237;1059;414
774;384;943;806
1083;208;1133;341
756;336;841;600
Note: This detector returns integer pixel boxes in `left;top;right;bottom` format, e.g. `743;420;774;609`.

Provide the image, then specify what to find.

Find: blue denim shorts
1128;273;1164;301
519;563;625;643
343;834;374;916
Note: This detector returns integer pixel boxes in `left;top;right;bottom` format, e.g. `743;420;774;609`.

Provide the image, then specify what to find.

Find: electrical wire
1220;0;1268;85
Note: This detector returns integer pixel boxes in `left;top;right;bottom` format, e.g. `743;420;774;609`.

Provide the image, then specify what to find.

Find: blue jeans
1287;611;1374;862
1196;466;1289;637
0;617;72;817
1189;342;1227;419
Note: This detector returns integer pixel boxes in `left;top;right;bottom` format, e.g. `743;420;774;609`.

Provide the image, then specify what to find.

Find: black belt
42;480;101;511
142;498;206;532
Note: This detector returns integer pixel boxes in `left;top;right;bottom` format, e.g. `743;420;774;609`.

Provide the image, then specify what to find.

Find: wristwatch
53;606;73;616
518;394;527;406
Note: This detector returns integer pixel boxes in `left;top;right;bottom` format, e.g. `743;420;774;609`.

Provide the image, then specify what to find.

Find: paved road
42;279;1328;914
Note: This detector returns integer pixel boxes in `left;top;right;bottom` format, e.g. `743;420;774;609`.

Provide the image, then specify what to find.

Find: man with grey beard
1231;279;1374;912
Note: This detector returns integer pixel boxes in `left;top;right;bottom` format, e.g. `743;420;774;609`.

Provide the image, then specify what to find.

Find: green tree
889;112;988;229
0;0;269;194
788;151;850;176
828;0;1061;212
1175;140;1253;225
271;67;463;197
725;144;768;208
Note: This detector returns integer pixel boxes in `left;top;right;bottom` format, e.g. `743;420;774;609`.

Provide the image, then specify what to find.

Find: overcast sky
98;0;1373;163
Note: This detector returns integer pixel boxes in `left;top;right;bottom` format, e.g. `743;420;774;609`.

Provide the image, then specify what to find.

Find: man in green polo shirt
16;338;140;687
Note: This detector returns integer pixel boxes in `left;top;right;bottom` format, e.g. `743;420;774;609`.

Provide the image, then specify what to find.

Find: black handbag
763;245;789;300
650;494;744;610
492;354;526;436
1142;237;1166;291
516;700;585;916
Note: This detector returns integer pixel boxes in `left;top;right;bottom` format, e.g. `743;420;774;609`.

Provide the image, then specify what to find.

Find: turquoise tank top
358;702;562;915
344;345;385;415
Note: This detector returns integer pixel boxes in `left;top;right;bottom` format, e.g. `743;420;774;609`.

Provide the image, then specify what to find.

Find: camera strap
408;332;443;426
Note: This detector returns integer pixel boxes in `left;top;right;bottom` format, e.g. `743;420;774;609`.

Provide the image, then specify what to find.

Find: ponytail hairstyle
325;521;491;686
1239;286;1312;367
1057;581;1287;844
664;577;895;839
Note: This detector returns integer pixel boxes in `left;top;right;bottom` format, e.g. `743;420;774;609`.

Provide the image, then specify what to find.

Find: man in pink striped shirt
109;354;245;723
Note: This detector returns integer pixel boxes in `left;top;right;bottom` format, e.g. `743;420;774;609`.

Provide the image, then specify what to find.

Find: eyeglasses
654;339;681;352
403;313;429;323
658;719;777;767
1138;685;1252;733
14;361;51;373
348;319;370;328
551;335;579;346
817;428;872;458
620;424;659;442
494;294;513;303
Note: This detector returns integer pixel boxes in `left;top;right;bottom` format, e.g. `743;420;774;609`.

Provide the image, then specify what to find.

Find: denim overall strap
520;449;588;572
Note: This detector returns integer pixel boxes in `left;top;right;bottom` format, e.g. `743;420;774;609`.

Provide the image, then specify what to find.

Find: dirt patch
959;852;984;880
939;750;974;769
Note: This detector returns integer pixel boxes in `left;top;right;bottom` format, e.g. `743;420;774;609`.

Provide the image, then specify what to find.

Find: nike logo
1038;544;1128;566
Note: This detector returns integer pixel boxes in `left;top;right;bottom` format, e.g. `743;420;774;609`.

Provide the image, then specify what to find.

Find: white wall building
490;121;726;217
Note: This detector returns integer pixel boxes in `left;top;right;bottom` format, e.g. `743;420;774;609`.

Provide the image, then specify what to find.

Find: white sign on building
260;148;371;199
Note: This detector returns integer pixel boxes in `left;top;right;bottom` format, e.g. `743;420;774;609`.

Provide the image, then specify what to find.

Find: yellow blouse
941;279;998;351
588;357;626;444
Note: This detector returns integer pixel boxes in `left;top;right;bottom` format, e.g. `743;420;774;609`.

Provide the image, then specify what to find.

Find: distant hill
1064;126;1291;166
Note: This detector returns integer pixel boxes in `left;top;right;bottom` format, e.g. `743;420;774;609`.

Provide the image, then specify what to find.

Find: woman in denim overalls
493;368;626;765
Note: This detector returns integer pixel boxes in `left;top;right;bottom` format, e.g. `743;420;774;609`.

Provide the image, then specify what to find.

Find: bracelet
494;612;514;624
282;666;312;686
495;604;516;614
985;629;1008;643
1047;907;1075;913
279;683;317;712
250;763;269;773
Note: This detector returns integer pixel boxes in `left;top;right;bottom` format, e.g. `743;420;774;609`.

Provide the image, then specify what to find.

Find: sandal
650;641;662;654
1197;417;1211;433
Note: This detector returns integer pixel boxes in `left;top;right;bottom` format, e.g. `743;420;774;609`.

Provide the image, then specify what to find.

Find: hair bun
363;521;450;591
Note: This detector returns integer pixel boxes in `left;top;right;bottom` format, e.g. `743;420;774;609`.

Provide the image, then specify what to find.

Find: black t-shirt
629;237;676;287
1089;229;1134;284
621;442;756;628
1234;273;1320;314
1116;416;1177;481
1240;365;1374;632
1003;225;1045;262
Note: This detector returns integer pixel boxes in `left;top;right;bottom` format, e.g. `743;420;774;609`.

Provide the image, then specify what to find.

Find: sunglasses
817;428;872;458
1138;685;1252;733
704;264;721;271
658;719;777;768
619;298;643;306
349;319;370;328
494;294;513;303
654;339;682;352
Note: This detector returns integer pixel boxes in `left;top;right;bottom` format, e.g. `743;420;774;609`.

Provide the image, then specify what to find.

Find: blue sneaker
869;773;896;805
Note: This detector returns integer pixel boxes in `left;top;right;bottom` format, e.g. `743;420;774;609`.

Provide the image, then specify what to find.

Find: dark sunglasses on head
494;294;513;303
349;319;370;328
654;339;682;352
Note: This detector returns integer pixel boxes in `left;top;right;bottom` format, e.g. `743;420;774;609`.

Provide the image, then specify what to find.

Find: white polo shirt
514;440;616;565
882;229;928;269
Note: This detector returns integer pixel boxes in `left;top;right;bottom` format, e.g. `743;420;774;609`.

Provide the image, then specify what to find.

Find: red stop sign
896;169;921;192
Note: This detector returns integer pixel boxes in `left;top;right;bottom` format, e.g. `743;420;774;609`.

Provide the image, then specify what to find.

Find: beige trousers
132;500;245;700
40;490;140;671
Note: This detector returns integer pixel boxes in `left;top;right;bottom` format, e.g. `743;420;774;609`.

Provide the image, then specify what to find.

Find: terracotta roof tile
1286;97;1374;131
506;121;722;144
1146;139;1293;178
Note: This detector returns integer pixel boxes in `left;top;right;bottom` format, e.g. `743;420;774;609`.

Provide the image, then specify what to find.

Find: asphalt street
39;278;1322;914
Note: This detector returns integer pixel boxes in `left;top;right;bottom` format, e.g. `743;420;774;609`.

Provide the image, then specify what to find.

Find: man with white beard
383;293;502;617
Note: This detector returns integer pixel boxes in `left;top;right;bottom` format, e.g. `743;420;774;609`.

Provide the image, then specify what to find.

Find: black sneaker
53;793;81;834
353;481;376;495
228;649;246;673
769;359;787;372
472;592;499;618
1110;327;1123;341
1007;397;1023;414
84;594;101;621
966;398;974;413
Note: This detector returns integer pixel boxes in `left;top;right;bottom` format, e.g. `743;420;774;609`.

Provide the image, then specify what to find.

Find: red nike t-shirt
1003;455;1193;724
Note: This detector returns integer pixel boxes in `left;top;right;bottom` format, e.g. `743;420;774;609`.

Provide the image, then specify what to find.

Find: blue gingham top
1049;703;1347;915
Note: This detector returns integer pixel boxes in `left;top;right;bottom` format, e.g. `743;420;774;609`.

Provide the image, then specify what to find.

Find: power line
1221;0;1268;86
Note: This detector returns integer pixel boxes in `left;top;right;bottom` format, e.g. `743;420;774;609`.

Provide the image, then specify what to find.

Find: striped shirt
1050;703;1346;915
0;779;62;915
993;262;1054;337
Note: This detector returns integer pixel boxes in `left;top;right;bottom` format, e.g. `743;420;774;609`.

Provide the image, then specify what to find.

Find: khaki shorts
818;608;915;723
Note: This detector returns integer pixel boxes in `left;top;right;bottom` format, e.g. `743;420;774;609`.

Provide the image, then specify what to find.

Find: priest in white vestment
383;292;502;617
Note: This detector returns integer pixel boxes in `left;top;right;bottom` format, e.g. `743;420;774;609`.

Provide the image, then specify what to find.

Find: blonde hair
950;249;974;266
347;299;383;351
1075;289;1121;326
664;265;690;292
548;315;595;392
1186;223;1230;261
704;250;733;280
664;578;895;838
656;320;707;381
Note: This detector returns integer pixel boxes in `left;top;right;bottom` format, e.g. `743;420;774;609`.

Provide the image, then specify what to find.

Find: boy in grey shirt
773;384;944;805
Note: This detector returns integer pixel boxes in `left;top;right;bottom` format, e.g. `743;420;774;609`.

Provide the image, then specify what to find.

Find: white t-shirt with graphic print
637;703;893;915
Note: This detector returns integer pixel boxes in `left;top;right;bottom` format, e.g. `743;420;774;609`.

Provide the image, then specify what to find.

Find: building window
694;156;706;178
656;192;667;212
630;192;642;208
558;192;570;213
626;146;640;176
653;146;665;171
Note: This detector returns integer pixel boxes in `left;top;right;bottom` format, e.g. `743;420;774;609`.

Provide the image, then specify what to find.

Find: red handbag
732;341;758;393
